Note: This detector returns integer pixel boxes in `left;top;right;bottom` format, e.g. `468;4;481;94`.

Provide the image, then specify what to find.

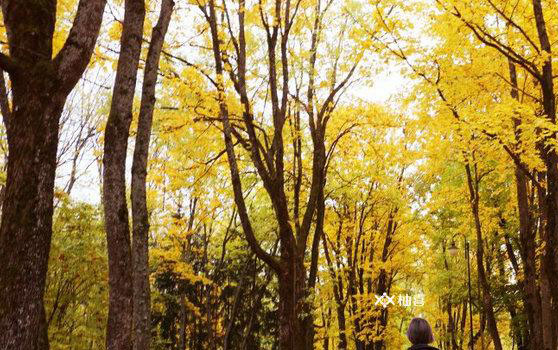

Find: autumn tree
2;1;553;349
103;1;146;347
364;0;558;348
426;2;558;349
103;0;173;349
192;0;369;348
131;1;174;349
0;1;107;348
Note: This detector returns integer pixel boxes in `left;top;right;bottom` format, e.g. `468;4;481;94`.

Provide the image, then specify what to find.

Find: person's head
406;317;434;345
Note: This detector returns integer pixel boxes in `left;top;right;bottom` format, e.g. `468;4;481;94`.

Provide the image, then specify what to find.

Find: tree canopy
1;0;558;350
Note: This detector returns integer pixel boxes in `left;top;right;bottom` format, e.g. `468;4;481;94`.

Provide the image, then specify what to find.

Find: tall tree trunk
131;1;173;349
372;212;396;350
495;245;523;348
442;244;458;350
530;2;558;348
464;163;503;350
223;279;244;350
278;253;307;350
179;295;187;350
507;59;542;350
323;236;348;350
304;158;326;349
103;0;145;349
335;302;348;350
0;1;106;349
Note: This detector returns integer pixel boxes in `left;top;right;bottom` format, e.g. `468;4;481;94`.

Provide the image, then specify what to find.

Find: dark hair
406;317;435;345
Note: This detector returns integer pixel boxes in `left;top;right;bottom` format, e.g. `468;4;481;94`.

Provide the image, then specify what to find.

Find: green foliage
44;197;108;349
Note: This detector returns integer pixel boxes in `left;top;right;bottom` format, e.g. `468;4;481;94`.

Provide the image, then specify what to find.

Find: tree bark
372;210;397;350
278;255;307;350
103;0;145;349
507;59;542;350
304;154;326;349
0;1;106;349
323;234;348;350
530;2;558;350
464;162;503;350
179;295;187;350
131;1;173;350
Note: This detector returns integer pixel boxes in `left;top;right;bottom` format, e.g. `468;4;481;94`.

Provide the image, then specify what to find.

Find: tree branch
53;0;108;94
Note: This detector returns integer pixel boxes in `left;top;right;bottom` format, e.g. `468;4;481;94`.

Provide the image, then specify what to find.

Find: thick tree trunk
539;274;554;350
131;1;173;350
0;82;63;350
530;3;558;349
0;1;106;349
103;0;145;349
508;59;542;350
278;254;306;350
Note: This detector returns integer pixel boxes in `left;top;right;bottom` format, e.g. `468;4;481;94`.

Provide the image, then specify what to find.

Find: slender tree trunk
0;1;106;349
495;246;523;348
464;163;503;350
443;246;458;350
323;231;348;350
179;295;187;350
348;251;364;350
370;208;398;350
131;1;173;349
103;0;145;349
322;306;331;350
241;270;272;350
304;158;326;349
223;279;244;350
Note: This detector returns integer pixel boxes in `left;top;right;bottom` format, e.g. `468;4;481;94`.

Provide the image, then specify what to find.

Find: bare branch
486;0;540;54
53;0;107;94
